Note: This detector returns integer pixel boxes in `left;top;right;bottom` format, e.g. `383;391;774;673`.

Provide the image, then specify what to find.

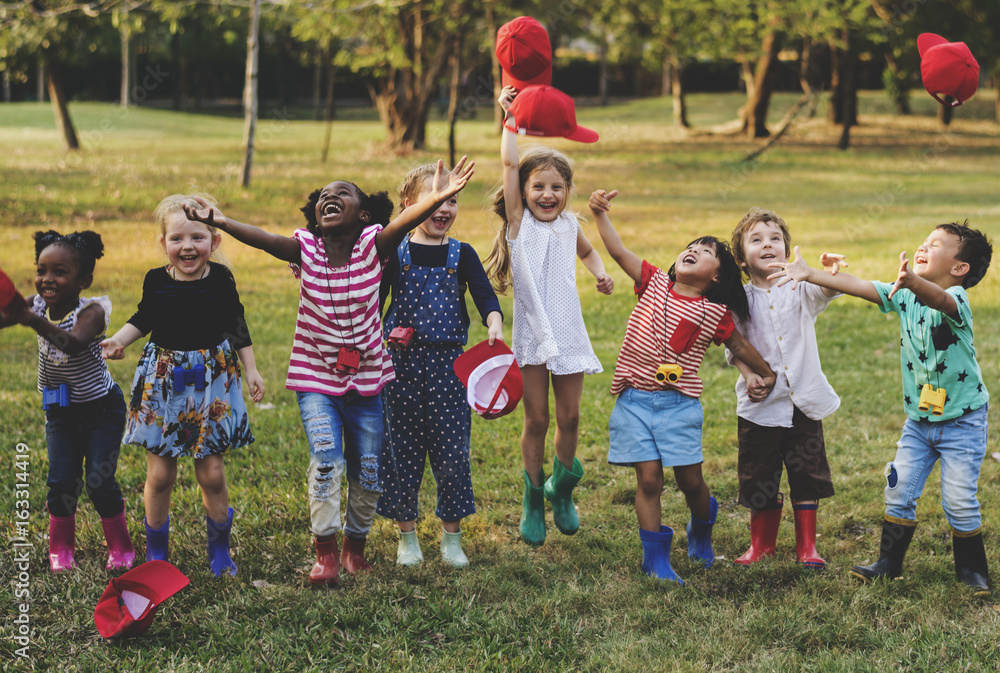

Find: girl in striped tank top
590;189;776;585
1;230;134;573
183;158;475;586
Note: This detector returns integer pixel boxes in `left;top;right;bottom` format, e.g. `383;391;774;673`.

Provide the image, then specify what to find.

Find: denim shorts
608;387;703;467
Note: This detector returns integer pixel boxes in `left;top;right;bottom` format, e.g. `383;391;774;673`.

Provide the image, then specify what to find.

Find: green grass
2;91;1000;671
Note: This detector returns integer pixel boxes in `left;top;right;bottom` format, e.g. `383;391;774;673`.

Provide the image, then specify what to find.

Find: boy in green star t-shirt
770;222;993;597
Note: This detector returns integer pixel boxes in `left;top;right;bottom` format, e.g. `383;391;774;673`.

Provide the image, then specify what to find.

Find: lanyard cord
323;253;357;349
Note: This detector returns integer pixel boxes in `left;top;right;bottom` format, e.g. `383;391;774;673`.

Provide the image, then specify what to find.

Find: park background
2;1;1000;671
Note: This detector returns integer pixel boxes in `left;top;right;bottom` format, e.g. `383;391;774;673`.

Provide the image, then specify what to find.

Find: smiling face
408;179;457;243
740;220;789;282
522;167;567;222
160;212;220;281
674;240;721;289
914;228;966;287
35;244;91;315
314;180;369;235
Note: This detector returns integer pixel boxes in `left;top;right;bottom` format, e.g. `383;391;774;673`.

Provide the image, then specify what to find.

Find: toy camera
173;362;207;393
387;326;415;349
918;383;946;416
336;346;361;375
655;363;683;385
42;383;70;410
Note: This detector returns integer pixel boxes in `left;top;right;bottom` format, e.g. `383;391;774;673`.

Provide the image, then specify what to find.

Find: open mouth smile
322;201;343;217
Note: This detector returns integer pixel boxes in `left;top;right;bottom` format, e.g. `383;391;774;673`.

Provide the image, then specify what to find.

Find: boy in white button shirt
727;208;843;568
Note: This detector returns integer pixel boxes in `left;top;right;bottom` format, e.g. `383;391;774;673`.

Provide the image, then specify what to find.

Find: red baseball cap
497;16;553;90
0;268;27;315
453;340;523;420
918;33;980;107
94;560;190;639
504;85;599;144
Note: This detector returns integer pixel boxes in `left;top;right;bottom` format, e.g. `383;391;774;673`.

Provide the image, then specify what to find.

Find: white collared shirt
727;281;840;426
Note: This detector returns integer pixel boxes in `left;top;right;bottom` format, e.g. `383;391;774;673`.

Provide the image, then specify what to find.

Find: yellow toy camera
655;363;683;385
918;384;946;416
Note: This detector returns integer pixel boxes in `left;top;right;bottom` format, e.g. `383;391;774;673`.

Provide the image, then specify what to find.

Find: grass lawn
2;90;999;671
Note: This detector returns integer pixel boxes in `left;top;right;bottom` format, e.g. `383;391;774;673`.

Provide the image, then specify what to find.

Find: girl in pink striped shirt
590;188;775;585
185;158;474;586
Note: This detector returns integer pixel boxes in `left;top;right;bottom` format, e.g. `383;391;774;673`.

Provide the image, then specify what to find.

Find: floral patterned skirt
123;340;254;458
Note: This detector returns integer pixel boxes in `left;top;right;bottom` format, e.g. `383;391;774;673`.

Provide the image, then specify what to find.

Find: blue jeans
45;384;127;518
884;404;988;532
297;391;384;539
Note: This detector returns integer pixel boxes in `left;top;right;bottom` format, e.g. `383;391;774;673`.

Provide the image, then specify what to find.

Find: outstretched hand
430;157;475;202
99;337;125;360
589;189;619;214
887;251;915;300
182;196;228;229
820;252;848;275
767;245;812;290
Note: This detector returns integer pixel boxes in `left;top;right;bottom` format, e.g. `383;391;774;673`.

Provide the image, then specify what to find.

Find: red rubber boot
735;502;783;566
793;504;826;569
340;536;372;575
309;536;340;587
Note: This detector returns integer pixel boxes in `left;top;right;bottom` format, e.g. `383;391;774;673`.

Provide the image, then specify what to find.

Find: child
487;87;613;547
770;222;992;596
184;159;474;586
590;189;775;583
377;163;504;568
1;231;134;572
727;208;841;569
101;195;265;577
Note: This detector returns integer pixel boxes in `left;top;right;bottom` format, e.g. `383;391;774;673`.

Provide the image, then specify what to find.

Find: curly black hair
299;182;394;235
33;230;105;277
667;236;750;323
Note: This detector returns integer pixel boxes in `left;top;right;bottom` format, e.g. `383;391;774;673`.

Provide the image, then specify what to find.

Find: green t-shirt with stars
873;281;988;422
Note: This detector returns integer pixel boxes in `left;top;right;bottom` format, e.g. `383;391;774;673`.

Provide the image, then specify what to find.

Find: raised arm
375;157;475;258
887;251;959;318
589;189;643;285
769;246;881;304
498;86;524;239
184;198;301;263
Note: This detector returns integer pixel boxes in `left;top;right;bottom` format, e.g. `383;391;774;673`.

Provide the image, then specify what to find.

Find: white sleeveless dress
508;210;602;375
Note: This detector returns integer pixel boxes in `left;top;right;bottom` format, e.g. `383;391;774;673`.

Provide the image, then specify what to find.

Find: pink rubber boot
100;510;136;570
48;511;77;572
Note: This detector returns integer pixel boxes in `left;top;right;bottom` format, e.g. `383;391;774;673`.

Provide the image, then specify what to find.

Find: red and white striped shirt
610;261;733;398
286;226;393;396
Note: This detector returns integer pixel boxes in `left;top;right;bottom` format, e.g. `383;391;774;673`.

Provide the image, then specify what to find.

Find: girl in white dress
486;86;613;547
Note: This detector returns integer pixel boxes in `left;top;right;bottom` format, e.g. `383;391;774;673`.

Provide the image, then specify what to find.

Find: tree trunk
46;63;79;151
995;83;999;124
172;30;182;111
312;48;322;121
37;60;46;102
3;71;10;102
661;53;672;97
829;40;841;124
120;4;131;108
321;61;337;163
837;31;858;150
240;0;261;188
598;42;609;106
447;36;461;167
884;51;911;115
745;31;780;139
937;102;954;126
671;61;688;128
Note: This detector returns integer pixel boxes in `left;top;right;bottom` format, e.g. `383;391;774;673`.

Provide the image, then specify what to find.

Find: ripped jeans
297;391;384;540
884;404;988;533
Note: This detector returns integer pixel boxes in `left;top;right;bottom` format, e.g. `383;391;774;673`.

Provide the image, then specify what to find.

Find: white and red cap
504;85;599;143
94;560;190;639
917;33;980;107
453;340;523;420
497;16;553;90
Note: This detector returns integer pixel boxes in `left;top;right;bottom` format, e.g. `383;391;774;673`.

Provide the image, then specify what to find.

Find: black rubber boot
850;517;916;582
953;529;991;598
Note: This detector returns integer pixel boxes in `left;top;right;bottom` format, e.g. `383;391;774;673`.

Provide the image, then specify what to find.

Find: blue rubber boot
207;507;237;577
145;516;170;562
520;470;546;547
544;456;584;535
686;496;718;569
639;526;684;585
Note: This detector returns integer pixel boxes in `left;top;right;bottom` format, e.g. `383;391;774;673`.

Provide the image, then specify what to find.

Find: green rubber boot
544;457;584;536
440;529;469;568
396;529;423;566
520;470;546;547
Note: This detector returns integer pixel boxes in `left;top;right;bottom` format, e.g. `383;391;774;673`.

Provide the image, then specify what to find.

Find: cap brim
917;33;948;57
501;63;553;91
565;124;599;143
454;340;515;385
123;560;190;601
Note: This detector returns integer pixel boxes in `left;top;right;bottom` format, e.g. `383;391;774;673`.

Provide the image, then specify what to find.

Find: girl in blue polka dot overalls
378;164;504;567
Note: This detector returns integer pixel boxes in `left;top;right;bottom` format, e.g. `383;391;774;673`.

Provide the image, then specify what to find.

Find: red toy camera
387;326;415;349
335;346;361;375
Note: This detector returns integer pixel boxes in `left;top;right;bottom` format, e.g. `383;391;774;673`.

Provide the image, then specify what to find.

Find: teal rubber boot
544;457;584;535
520;470;546;547
396;529;423;566
686;496;718;569
440;529;469;568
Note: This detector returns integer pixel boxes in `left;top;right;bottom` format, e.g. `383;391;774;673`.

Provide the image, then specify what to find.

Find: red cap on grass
94;560;190;639
0;268;28;315
918;33;980;107
504;85;599;143
497;17;553;90
453;340;523;420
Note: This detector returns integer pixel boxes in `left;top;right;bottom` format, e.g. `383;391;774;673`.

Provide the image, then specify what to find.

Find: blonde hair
730;206;790;278
398;164;438;213
485;146;575;294
155;193;228;266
